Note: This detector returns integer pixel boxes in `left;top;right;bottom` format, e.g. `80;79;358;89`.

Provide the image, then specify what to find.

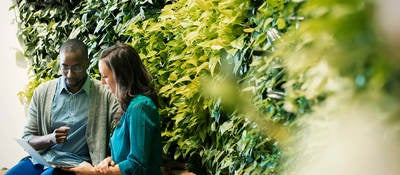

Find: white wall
0;0;28;169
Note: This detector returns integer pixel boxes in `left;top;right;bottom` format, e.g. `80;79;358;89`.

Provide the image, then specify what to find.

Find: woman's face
99;59;116;94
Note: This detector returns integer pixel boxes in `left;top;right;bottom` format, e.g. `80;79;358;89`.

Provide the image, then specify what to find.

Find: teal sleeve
118;102;158;175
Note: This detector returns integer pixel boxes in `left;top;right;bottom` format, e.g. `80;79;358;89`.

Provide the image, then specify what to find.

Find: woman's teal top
110;95;162;175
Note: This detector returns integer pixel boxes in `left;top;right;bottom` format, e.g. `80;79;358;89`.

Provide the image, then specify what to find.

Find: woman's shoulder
128;95;156;108
125;95;160;127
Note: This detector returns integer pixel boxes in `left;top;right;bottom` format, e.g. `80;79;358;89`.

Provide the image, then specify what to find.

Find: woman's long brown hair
99;43;158;112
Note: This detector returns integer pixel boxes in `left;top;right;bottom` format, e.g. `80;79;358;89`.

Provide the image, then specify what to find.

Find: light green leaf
219;121;233;135
94;20;104;33
69;28;80;38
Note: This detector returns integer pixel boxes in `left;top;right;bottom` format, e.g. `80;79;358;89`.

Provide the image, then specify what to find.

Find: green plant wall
125;0;305;174
13;0;304;174
14;0;165;105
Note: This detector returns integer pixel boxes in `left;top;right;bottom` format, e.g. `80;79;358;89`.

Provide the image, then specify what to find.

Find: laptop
15;138;77;168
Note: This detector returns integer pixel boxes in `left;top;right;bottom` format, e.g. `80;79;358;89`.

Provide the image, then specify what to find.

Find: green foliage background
12;0;400;174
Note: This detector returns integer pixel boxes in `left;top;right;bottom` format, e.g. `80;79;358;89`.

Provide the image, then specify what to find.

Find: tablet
15;138;77;168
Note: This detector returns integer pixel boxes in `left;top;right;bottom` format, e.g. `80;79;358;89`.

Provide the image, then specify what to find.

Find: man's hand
28;126;71;150
50;126;71;144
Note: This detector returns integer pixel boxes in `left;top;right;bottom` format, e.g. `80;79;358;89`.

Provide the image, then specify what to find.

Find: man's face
59;50;88;91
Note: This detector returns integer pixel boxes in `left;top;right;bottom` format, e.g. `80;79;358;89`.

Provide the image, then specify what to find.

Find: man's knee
5;158;44;175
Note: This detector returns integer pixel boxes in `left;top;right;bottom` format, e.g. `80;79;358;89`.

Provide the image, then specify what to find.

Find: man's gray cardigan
22;77;119;165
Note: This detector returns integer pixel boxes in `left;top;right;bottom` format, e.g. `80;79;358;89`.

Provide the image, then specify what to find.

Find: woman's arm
62;162;96;175
114;100;160;174
64;159;122;175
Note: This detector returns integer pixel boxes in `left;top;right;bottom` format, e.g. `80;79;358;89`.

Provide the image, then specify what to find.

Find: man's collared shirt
42;76;91;164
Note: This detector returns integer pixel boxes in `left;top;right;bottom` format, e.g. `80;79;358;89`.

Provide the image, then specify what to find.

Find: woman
65;43;162;175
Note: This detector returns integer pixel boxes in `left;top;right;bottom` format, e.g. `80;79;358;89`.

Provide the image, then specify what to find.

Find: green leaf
219;121;233;135
94;20;105;33
69;27;80;38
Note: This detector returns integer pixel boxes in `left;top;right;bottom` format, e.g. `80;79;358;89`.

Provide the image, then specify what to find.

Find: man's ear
82;60;90;70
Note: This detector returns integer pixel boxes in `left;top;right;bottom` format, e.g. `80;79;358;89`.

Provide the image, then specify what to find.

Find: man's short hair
60;39;88;61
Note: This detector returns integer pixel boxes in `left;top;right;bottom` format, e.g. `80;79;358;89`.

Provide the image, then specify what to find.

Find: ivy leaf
69;27;80;38
219;121;233;135
94;20;105;33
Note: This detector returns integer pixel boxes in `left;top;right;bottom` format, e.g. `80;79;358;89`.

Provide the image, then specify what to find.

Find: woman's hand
62;161;96;175
95;157;115;175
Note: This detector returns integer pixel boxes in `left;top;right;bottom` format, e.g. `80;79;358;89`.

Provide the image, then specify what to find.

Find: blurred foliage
271;0;399;108
265;0;400;173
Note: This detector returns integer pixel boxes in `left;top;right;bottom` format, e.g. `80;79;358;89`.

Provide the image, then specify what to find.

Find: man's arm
22;81;69;151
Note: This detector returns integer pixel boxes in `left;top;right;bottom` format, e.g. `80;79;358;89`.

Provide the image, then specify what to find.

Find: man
6;39;119;175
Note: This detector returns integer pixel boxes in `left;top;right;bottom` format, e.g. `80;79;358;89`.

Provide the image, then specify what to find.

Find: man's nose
65;69;75;77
